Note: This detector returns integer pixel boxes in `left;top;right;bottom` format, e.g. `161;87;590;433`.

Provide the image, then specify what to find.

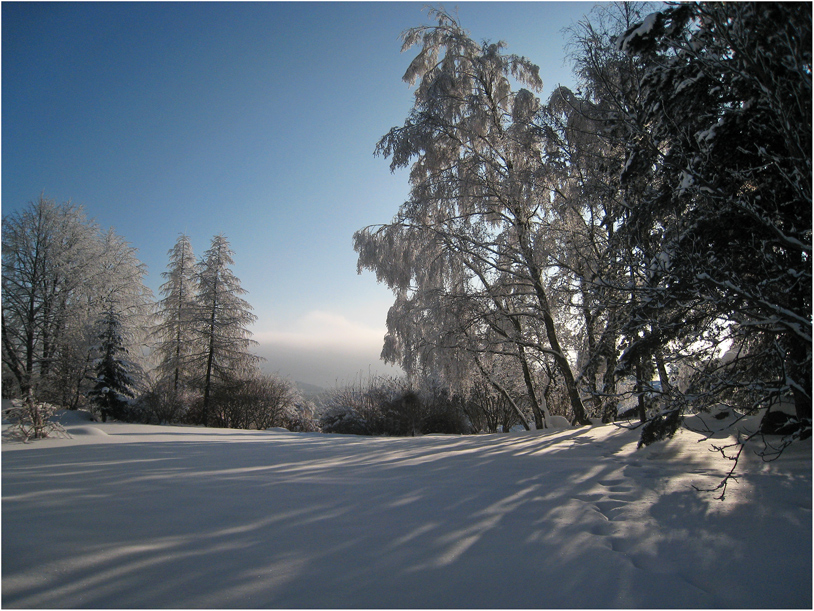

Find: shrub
4;396;69;442
205;374;300;430
320;375;470;436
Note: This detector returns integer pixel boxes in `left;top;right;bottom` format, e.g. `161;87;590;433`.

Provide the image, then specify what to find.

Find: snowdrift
2;416;811;608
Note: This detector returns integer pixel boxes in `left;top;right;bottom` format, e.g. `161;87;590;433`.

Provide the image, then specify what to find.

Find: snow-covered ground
2;410;811;608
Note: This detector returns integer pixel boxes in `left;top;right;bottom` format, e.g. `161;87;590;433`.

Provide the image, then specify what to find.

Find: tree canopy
356;3;811;442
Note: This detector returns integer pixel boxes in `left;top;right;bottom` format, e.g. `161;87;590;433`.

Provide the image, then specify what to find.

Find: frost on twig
3;398;72;443
691;432;750;501
688;408;810;501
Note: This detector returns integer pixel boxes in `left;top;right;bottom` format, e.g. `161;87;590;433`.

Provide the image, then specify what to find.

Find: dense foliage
356;3;811;443
87;306;138;422
320;375;471;436
2;197;152;432
615;2;811;428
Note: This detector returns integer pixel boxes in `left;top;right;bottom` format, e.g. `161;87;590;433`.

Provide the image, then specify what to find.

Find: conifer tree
88;305;137;421
615;2;812;426
154;234;198;393
192;234;259;424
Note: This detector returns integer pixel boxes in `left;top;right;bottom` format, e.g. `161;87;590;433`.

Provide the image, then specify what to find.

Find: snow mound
52;409;96;425
265;427;290;433
65;426;108;436
547;415;572;429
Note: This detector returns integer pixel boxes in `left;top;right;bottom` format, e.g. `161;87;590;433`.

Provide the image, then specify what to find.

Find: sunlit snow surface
3;411;811;608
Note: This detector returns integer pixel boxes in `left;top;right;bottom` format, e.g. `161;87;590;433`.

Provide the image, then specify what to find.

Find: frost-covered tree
153;234;198;394
2;197;98;400
544;2;660;422
2;197;152;411
615;2;812;428
89;229;153;387
191;234;260;424
354;8;591;425
88;305;138;421
41;224;152;408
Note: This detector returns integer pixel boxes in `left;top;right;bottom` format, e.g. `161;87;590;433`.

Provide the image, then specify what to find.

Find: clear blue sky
3;1;595;388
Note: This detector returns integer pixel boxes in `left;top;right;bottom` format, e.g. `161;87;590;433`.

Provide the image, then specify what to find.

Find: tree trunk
519;232;591;426
580;286;603;416
518;346;545;429
655;353;672;394
541;307;591;426
508;314;545;429
601;347;619;423
635;359;647;423
202;306;217;427
475;357;530;431
787;337;812;421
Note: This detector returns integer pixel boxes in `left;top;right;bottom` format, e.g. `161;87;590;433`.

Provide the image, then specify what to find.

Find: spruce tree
88;306;137;421
616;2;812;425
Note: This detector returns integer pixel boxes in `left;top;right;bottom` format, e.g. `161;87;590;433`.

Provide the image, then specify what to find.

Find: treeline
1;199;316;433
353;3;811;443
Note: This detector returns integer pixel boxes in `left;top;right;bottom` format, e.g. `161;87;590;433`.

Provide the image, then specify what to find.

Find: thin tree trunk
655;353;672;394
203;323;215;426
506;313;546;429
474;356;530;431
787;337;812;421
541;306;591;425
518;231;591;426
202;289;218;426
635;358;647;423
581;290;603;416
601;347;619;423
173;323;182;394
518;344;545;429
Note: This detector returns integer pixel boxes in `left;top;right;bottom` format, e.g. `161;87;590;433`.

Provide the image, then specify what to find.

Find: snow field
2;413;811;608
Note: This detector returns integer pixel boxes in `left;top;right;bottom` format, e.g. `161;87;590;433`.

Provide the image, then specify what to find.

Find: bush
319;375;470;436
463;381;520;433
133;379;198;424
283;401;320;432
320;404;370;435
3;396;69;442
206;374;300;430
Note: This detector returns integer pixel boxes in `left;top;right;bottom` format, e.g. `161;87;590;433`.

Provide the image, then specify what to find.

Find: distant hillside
295;381;328;401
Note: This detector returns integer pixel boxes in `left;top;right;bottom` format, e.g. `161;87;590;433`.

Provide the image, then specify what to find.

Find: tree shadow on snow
2;425;810;608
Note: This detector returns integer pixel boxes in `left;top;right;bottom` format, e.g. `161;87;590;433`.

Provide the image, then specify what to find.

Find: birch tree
2;196;152;415
543;2;659;422
2;197;98;401
355;8;591;425
50;228;153;408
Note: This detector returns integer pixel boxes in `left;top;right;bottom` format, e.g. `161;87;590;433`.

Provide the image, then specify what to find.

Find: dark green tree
88;306;137;421
616;2;811;431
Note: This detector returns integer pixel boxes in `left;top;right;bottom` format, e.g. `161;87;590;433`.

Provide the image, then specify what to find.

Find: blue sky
3;1;595;388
